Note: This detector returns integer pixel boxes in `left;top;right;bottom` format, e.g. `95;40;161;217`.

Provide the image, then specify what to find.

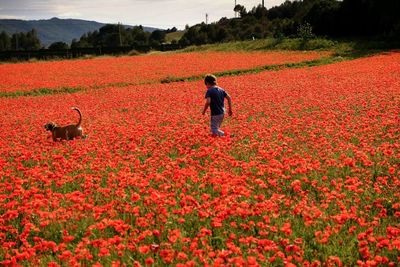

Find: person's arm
202;97;211;115
225;94;232;116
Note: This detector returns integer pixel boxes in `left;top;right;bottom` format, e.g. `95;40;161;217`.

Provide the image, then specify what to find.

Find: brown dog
45;107;84;141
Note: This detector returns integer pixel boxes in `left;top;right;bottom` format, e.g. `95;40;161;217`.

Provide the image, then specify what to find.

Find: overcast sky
0;0;287;29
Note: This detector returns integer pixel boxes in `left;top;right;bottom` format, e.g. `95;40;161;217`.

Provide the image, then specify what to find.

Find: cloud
0;0;287;28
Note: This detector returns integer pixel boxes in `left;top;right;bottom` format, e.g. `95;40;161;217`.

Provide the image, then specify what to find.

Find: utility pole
234;0;237;18
206;13;209;24
262;0;265;8
118;22;122;46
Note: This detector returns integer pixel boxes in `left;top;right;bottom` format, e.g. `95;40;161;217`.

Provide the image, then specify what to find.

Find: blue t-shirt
205;86;228;116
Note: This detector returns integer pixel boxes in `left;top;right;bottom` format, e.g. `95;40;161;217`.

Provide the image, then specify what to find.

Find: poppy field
0;51;328;93
0;51;399;266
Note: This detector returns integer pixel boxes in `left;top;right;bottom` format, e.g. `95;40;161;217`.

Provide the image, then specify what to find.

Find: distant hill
0;17;159;47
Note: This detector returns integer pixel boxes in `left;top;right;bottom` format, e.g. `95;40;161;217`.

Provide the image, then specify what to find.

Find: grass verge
0;87;82;98
180;37;399;57
160;56;345;84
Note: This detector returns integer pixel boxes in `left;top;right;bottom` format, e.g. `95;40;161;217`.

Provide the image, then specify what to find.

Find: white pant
211;114;224;136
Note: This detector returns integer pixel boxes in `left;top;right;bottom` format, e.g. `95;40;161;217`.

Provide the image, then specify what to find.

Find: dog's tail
71;107;82;127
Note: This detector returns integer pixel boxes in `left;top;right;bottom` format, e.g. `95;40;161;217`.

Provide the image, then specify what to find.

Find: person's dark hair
204;74;217;85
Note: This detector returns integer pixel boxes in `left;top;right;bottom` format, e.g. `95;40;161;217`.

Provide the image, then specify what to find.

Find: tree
71;35;91;48
71;24;156;49
24;29;41;50
48;41;69;50
267;0;301;20
131;28;150;46
0;31;11;51
234;4;247;18
150;30;166;44
166;27;177;33
304;0;340;36
339;0;400;37
10;30;41;51
251;4;268;19
98;24;124;47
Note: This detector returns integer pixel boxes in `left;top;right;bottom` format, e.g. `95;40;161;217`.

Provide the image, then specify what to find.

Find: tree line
179;0;400;46
0;29;41;51
0;24;177;52
70;24;177;49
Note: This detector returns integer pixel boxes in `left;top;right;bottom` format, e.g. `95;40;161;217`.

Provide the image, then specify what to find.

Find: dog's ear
44;122;55;131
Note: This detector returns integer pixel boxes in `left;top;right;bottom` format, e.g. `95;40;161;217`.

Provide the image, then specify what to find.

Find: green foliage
297;22;315;41
340;0;400;37
0;31;11;51
234;4;247;18
0;29;42;51
180;0;400;47
71;24;167;49
304;0;340;35
0;87;81;98
48;41;69;50
149;30;166;46
71;24;131;48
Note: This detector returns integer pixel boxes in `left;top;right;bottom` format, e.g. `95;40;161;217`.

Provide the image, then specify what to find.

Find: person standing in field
202;74;232;136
